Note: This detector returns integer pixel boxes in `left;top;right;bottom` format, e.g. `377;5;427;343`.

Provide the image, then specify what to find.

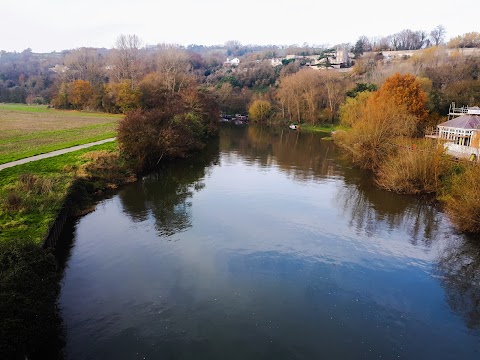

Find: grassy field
0;103;122;164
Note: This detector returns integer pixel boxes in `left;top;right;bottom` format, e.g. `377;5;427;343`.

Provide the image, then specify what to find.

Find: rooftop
438;114;480;129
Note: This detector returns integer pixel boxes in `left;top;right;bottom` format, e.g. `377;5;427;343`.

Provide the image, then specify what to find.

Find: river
57;125;480;359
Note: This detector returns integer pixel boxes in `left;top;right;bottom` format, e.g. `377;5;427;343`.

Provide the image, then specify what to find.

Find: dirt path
0;138;116;171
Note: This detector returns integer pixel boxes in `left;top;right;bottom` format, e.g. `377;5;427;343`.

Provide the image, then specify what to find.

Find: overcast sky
1;0;478;52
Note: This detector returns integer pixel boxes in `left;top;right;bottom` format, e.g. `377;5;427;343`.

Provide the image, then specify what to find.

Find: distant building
49;64;68;73
426;104;480;160
224;57;240;66
271;58;283;66
270;58;283;66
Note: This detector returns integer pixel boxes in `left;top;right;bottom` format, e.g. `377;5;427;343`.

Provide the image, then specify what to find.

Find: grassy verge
299;123;347;136
0;140;136;358
0;141;134;244
0;103;122;164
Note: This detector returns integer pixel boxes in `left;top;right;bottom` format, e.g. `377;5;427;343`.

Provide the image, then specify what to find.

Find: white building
225;58;240;66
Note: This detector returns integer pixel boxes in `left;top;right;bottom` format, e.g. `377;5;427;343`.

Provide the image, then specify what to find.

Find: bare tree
64;47;105;84
109;34;144;88
430;25;446;46
155;45;193;93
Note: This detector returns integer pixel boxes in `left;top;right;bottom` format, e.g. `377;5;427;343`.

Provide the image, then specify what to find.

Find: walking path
0;138;116;171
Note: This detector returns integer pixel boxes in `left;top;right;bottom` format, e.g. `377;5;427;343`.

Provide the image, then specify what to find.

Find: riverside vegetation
2;30;480;358
333;73;480;233
0;83;219;358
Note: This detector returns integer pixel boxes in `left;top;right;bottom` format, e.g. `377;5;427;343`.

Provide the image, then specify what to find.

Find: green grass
0;103;122;118
0;103;53;113
0;124;116;164
0;142;118;244
0;103;122;164
298;123;347;134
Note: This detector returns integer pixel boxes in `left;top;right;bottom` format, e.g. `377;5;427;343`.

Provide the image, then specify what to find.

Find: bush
376;139;450;194
117;88;219;171
444;164;480;233
0;240;63;359
334;97;417;170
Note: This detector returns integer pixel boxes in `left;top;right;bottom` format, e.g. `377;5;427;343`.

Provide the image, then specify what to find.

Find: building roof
438;114;480;129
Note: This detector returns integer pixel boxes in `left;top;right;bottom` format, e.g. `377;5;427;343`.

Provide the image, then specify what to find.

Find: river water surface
58;125;480;359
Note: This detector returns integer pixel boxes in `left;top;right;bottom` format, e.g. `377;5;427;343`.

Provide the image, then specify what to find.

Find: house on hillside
427;105;480;159
224;58;240;66
271;58;283;66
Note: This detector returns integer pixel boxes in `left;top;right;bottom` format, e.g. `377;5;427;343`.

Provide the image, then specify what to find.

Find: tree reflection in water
226;124;480;332
118;124;480;333
118;141;219;237
220;125;340;182
336;165;442;246
437;234;480;330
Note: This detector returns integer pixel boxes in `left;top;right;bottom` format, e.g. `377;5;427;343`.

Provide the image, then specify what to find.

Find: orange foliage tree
374;73;428;129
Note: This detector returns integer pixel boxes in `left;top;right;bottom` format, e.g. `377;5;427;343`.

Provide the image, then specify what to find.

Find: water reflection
59;125;480;359
220;125;339;181
437;234;480;329
119;142;220;237
337;167;442;246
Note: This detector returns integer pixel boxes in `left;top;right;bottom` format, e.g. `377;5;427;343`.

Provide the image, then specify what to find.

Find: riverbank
0;141;135;243
0;141;136;358
297;123;347;138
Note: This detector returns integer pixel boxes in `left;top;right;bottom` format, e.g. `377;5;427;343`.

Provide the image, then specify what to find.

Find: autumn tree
374;73;428;128
103;81;141;113
334;96;417;170
138;72;171;109
214;83;252;115
117;88;219;170
277;69;349;124
51;82;70;109
319;71;350;122
248;99;273;123
339;91;372;127
67;80;94;109
448;32;480;48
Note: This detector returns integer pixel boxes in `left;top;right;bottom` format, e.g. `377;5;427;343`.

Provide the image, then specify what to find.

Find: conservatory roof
438;114;480;130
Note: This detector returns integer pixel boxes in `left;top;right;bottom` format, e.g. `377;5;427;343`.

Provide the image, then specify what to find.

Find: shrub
78;151;136;189
117;88;219;170
334;97;417;170
376;139;450;194
4;191;22;211
444;164;480;233
339;91;371;127
0;240;63;359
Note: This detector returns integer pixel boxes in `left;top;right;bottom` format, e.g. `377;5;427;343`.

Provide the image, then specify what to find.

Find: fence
42;204;70;249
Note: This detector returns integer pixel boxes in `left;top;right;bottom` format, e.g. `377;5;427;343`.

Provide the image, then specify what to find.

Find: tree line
1;29;479;117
